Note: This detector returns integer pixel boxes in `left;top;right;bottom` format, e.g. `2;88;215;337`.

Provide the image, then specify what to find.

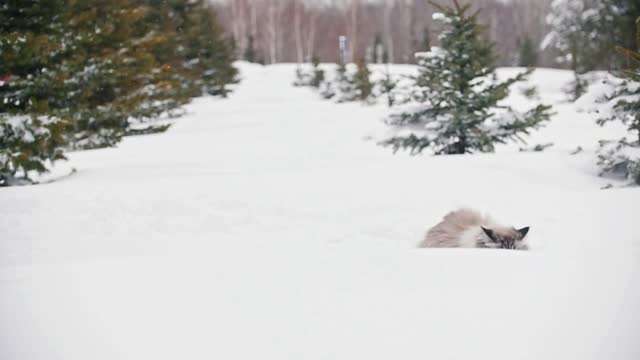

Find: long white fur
420;208;528;249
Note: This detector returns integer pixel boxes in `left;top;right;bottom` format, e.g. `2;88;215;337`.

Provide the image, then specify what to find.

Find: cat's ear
517;227;530;239
481;227;496;241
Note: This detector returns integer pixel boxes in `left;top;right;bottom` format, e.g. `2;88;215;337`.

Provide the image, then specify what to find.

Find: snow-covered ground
1;62;639;359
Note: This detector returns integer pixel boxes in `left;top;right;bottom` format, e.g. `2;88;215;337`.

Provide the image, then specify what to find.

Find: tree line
216;0;639;74
215;0;556;67
0;0;237;186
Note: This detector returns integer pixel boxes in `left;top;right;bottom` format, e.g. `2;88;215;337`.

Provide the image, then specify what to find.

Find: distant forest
213;0;557;67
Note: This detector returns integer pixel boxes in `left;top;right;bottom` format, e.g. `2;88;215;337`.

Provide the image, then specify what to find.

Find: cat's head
480;226;529;250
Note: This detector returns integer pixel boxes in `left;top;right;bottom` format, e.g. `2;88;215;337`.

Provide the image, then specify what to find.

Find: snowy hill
1;62;639;360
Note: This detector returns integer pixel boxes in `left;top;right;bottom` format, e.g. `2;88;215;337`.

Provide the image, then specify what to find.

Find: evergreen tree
373;34;388;64
180;1;238;97
596;17;640;185
377;65;397;107
517;36;538;68
310;56;325;88
421;27;431;52
293;56;324;88
383;0;552;155
540;0;640;98
582;0;640;70
58;0;188;149
61;0;237;148
542;0;601;99
0;0;239;183
143;0;237;97
244;35;257;63
0;115;66;186
0;0;69;184
353;59;374;103
320;63;358;102
293;66;309;87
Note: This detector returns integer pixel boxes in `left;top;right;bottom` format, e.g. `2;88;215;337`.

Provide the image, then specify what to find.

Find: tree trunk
384;1;394;63
267;0;278;64
294;0;304;64
349;0;359;63
306;11;316;61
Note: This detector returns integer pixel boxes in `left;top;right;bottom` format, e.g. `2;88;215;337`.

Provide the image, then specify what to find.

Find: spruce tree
142;0;237;98
244;35;257;63
293;66;309;87
421;27;431;52
517;36;538;68
373;34;388;64
1;0;239;183
0;115;66;186
178;1;238;97
320;63;357;102
58;0;187;149
383;0;552;155
62;0;237;148
0;0;68;184
596;17;640;185
293;56;324;88
583;0;640;70
353;59;374;103
310;56;325;88
376;65;398;108
333;64;354;101
541;0;605;100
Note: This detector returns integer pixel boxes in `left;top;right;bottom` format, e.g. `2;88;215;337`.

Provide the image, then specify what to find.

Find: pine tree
353;59;374;103
244;35;257;63
373;34;388;64
310;56;325;88
145;0;237;97
378;66;397;107
293;56;324;88
383;0;552;155
421;27;431;52
596;17;640;185
293;66;309;87
517;36;538;68
178;1;238;97
138;0;201;107
57;0;187;149
542;0;598;99
61;0;238;149
0;115;66;186
320;63;358;102
0;0;68;184
584;0;640;70
1;0;239;183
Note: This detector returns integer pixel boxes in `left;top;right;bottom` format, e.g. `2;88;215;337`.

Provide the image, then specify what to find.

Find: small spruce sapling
311;56;325;88
0;114;66;186
377;65;397;107
294;56;325;88
353;58;374;103
320;63;356;101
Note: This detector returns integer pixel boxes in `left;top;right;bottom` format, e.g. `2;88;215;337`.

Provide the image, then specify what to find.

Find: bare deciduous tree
293;0;305;63
213;0;557;67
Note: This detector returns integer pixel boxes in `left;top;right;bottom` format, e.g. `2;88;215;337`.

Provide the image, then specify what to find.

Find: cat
419;208;530;250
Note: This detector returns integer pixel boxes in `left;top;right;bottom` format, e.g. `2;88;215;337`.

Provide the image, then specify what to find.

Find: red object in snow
0;74;18;84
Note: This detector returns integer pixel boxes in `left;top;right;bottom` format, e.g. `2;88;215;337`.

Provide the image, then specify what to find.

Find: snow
1;62;639;360
432;12;446;21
